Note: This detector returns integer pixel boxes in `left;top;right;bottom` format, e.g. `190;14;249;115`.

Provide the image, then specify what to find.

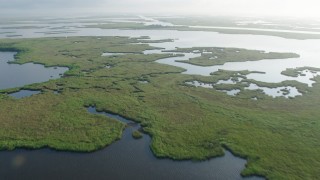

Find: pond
8;90;41;99
0;52;68;90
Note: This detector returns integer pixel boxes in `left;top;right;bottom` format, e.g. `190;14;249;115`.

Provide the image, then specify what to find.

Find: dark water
0;52;68;90
8;90;41;99
0;107;263;180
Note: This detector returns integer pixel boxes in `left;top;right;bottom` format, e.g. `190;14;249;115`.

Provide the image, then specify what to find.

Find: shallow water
219;89;241;96
101;52;130;56
245;84;302;98
0;52;68;90
8;90;41;99
2;19;320;86
186;81;214;88
185;80;301;98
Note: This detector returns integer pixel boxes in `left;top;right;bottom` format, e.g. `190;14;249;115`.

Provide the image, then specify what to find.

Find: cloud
0;0;101;8
0;0;320;18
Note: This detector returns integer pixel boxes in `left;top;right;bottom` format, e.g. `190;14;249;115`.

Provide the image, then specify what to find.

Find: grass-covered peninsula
86;21;320;40
166;47;299;66
0;37;319;179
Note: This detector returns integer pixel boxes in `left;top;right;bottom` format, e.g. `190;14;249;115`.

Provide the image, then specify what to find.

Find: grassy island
132;130;143;139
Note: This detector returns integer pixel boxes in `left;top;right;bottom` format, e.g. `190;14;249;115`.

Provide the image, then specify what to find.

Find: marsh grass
167;47;299;66
132;130;143;139
0;37;319;179
281;66;320;77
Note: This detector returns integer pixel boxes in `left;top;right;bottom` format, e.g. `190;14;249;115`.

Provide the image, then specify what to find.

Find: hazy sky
1;0;320;18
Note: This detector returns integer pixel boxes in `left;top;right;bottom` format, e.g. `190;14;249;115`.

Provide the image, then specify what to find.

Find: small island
132;130;143;139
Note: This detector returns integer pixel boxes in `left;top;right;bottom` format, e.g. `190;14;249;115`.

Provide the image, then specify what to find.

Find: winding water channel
0;107;262;180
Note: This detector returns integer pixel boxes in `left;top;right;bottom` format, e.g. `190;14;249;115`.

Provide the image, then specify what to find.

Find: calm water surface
8;90;41;99
0;52;68;90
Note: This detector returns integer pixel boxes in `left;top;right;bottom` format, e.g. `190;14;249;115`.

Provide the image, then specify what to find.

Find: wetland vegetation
132;130;143;139
0;36;319;179
281;66;320;77
166;47;299;66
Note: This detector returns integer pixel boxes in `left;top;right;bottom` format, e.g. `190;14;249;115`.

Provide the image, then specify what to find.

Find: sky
1;0;320;18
